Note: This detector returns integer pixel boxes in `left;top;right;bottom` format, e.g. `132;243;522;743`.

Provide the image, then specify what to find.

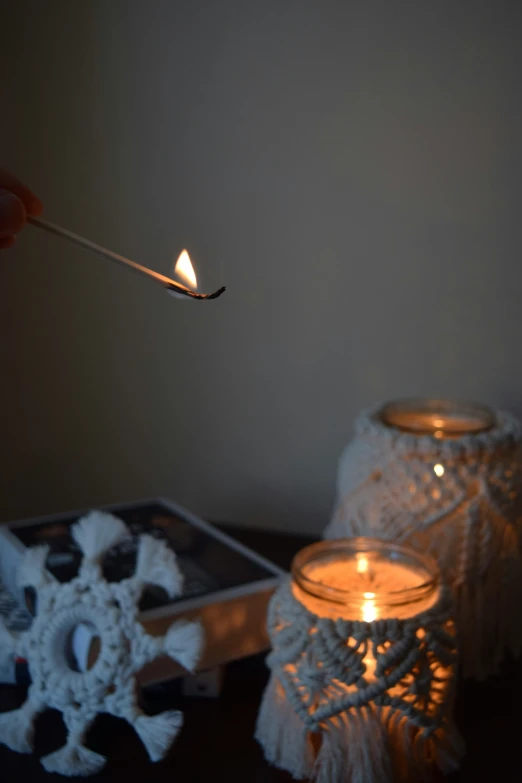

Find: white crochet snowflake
0;511;203;776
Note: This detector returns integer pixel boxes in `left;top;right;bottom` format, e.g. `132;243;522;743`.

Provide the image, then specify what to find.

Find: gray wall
2;1;522;533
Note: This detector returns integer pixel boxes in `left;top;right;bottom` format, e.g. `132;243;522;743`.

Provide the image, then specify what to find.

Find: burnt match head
166;283;226;300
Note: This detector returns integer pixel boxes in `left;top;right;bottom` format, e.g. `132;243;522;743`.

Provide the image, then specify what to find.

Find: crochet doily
0;511;203;776
256;578;463;783
325;403;522;679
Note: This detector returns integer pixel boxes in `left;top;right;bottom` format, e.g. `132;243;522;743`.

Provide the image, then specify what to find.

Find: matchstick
29;216;225;300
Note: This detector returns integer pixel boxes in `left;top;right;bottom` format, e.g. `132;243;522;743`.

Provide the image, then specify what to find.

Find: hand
0;169;43;249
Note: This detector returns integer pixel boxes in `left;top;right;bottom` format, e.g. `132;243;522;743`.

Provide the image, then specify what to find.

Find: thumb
0;190;26;237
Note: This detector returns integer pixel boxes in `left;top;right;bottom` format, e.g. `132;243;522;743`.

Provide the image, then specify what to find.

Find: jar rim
380;397;495;436
292;538;440;609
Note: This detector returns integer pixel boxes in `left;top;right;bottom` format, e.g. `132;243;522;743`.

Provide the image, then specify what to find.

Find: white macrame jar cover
325;399;522;680
0;511;203;776
256;538;463;783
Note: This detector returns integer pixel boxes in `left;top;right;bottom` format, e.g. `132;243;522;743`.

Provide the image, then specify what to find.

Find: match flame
174;249;197;291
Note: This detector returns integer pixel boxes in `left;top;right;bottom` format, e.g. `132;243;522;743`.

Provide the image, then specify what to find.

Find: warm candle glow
357;555;369;574
362;594;377;622
260;539;459;783
433;463;445;477
380;399;495;436
174;249;197;290
293;538;440;685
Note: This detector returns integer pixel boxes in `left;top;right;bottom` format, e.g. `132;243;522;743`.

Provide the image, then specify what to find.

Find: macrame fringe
0;706;35;754
134;710;183;762
164;619;203;672
424;722;466;775
384;710;463;782
255;675;315;780
455;561;522;680
17;545;52;589
136;535;183;598
72;511;129;561
319;709;464;783
315;707;392;783
0;620;15;668
257;686;464;783
41;742;106;776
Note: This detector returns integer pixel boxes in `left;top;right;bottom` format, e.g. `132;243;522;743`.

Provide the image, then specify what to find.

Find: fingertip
28;196;44;216
0;170;43;217
0;190;26;236
0;235;16;249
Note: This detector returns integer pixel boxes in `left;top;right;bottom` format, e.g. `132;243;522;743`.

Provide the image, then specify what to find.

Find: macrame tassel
17;544;52;589
164;619;203;672
315;707;392;783
136;535;183;597
255;675;315;780
72;511;129;562
134;710;183;762
41;742;106;776
0;705;35;754
0;620;15;669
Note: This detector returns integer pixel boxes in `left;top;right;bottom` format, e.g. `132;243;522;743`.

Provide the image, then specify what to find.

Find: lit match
29;216;226;301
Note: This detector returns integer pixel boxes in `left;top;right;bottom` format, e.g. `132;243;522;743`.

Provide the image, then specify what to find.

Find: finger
0;235;15;249
0;190;26;237
0;169;43;216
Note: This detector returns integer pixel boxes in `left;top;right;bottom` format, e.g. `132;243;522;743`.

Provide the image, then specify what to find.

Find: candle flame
362;596;377;623
174;249;197;290
434;463;445;477
357;555;369;574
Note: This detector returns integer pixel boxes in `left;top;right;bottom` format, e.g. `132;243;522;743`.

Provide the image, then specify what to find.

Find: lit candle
256;539;463;783
294;544;438;620
381;398;494;437
292;539;440;682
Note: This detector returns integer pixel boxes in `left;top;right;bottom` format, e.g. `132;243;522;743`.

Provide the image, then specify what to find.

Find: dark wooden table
1;526;520;782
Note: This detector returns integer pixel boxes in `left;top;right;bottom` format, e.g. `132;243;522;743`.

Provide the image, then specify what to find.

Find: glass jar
292;538;440;622
380;397;495;437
